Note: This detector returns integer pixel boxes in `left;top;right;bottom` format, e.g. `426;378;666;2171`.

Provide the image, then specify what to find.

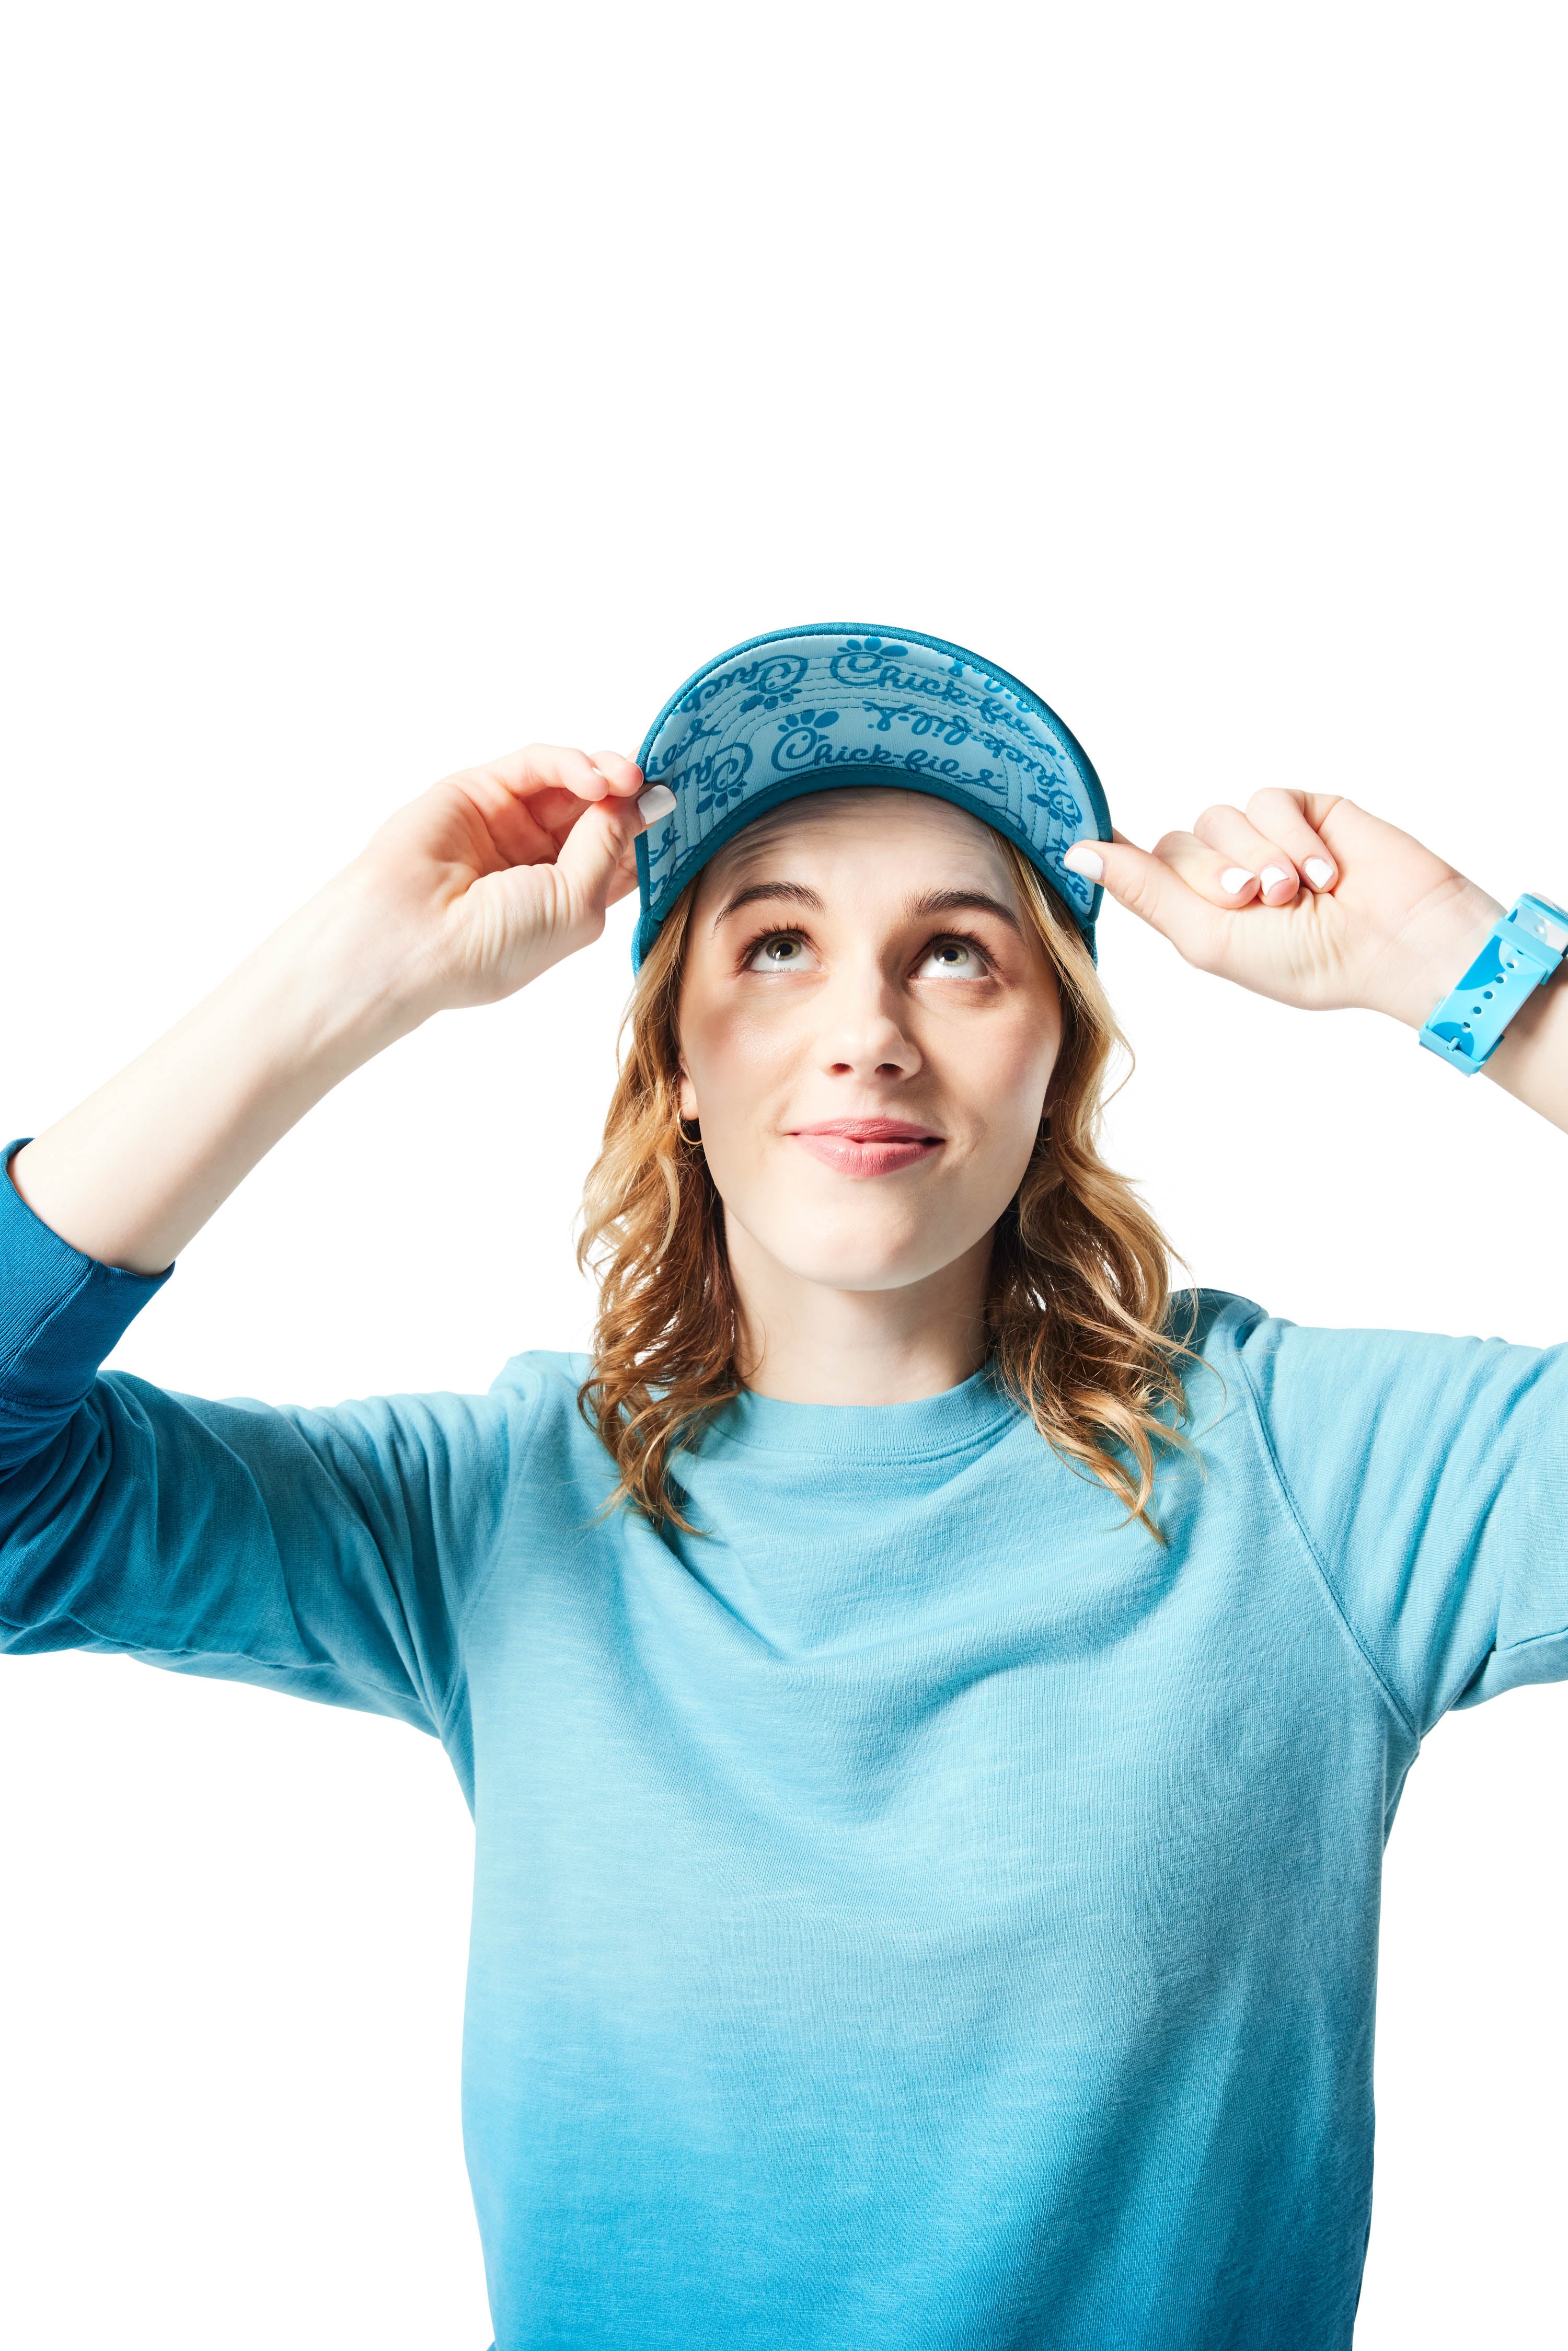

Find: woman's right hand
339;744;667;1018
9;742;673;1274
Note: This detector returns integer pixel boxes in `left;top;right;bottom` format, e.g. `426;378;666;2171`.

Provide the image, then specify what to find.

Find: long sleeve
0;1135;514;1743
1212;1291;1568;1738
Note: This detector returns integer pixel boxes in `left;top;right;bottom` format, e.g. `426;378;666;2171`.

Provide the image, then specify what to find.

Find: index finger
455;745;647;858
469;743;617;808
586;747;647;799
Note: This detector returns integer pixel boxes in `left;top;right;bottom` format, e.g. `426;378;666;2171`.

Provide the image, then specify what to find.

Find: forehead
696;786;1016;902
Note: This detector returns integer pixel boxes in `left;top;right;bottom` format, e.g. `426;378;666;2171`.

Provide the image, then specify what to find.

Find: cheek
947;1012;1060;1143
680;998;802;1130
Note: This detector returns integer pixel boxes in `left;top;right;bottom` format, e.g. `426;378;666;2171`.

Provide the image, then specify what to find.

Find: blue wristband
1419;893;1568;1073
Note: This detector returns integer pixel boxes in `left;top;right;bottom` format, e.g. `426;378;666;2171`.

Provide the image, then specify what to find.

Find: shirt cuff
0;1135;175;1408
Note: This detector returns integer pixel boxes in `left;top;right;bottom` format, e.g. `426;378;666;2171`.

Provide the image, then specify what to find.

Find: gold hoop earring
677;1115;702;1147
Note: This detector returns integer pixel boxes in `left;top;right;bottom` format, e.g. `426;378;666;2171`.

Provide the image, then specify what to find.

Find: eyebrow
908;886;1024;937
710;879;1024;937
710;880;822;929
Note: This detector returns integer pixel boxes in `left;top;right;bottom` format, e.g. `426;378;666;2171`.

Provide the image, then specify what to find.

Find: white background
2;2;1565;2343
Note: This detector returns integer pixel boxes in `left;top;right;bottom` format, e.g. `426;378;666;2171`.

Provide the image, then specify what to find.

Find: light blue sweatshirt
2;1129;1564;2349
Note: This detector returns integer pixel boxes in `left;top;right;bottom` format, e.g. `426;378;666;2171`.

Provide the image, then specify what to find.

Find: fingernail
1063;843;1104;881
1220;867;1255;894
637;784;676;824
1303;857;1335;889
1260;865;1292;896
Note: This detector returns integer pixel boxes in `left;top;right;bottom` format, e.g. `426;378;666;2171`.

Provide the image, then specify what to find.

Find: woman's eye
746;933;817;972
916;938;987;978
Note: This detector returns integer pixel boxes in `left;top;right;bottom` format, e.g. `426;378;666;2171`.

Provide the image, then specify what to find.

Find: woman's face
677;788;1064;1297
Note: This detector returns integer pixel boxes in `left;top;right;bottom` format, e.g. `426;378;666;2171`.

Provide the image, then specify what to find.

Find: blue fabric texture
631;624;1111;971
3;1130;1566;2347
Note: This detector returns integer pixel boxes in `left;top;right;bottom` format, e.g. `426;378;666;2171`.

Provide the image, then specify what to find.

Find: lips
789;1117;944;1180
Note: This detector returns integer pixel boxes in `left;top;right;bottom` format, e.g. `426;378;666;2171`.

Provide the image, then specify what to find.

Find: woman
4;622;1565;2349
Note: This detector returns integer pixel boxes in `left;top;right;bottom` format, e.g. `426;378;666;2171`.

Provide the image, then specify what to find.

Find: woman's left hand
1063;790;1504;1029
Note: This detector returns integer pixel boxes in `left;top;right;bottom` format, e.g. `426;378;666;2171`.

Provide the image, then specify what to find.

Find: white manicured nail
1220;867;1254;894
1260;865;1291;894
1063;843;1103;881
1303;857;1334;888
637;784;676;823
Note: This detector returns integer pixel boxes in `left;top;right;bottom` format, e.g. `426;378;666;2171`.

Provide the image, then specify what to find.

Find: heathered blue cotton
3;1133;1565;2349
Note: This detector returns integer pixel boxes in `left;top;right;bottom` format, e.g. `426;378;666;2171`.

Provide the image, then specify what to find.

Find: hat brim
630;623;1110;970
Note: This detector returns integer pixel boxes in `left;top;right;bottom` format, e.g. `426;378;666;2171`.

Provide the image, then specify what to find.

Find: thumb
552;787;658;918
1063;830;1217;964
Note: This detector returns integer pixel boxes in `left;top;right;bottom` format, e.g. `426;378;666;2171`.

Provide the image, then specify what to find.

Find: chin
758;1203;966;1295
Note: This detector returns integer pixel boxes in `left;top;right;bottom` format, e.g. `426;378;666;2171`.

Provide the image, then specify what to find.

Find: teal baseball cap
630;622;1111;971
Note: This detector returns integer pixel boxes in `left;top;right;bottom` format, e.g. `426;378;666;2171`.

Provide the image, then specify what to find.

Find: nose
818;959;923;1082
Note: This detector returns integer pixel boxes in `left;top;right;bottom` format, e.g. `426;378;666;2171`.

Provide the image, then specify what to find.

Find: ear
677;1067;698;1119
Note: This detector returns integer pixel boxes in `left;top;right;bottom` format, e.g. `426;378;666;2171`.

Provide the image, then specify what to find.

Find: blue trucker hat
630;622;1111;971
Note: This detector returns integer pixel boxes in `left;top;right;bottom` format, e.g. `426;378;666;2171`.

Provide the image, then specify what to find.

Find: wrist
260;869;437;1077
14;869;442;1278
1365;877;1507;1031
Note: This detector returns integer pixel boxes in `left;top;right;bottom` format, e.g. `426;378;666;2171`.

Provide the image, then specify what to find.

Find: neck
725;1220;995;1405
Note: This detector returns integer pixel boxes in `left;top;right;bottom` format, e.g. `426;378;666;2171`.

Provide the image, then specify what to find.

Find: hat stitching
631;625;1108;968
642;691;1088;846
645;660;1086;793
643;679;1091;876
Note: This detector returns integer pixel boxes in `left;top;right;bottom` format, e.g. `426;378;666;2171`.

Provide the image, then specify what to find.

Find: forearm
9;869;426;1275
1371;875;1568;1136
1478;967;1568;1132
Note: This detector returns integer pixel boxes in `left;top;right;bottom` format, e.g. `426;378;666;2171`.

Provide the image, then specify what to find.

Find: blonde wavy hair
575;821;1204;1542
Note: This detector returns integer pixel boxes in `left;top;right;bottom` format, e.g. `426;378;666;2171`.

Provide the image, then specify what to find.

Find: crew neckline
703;1361;1021;1462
